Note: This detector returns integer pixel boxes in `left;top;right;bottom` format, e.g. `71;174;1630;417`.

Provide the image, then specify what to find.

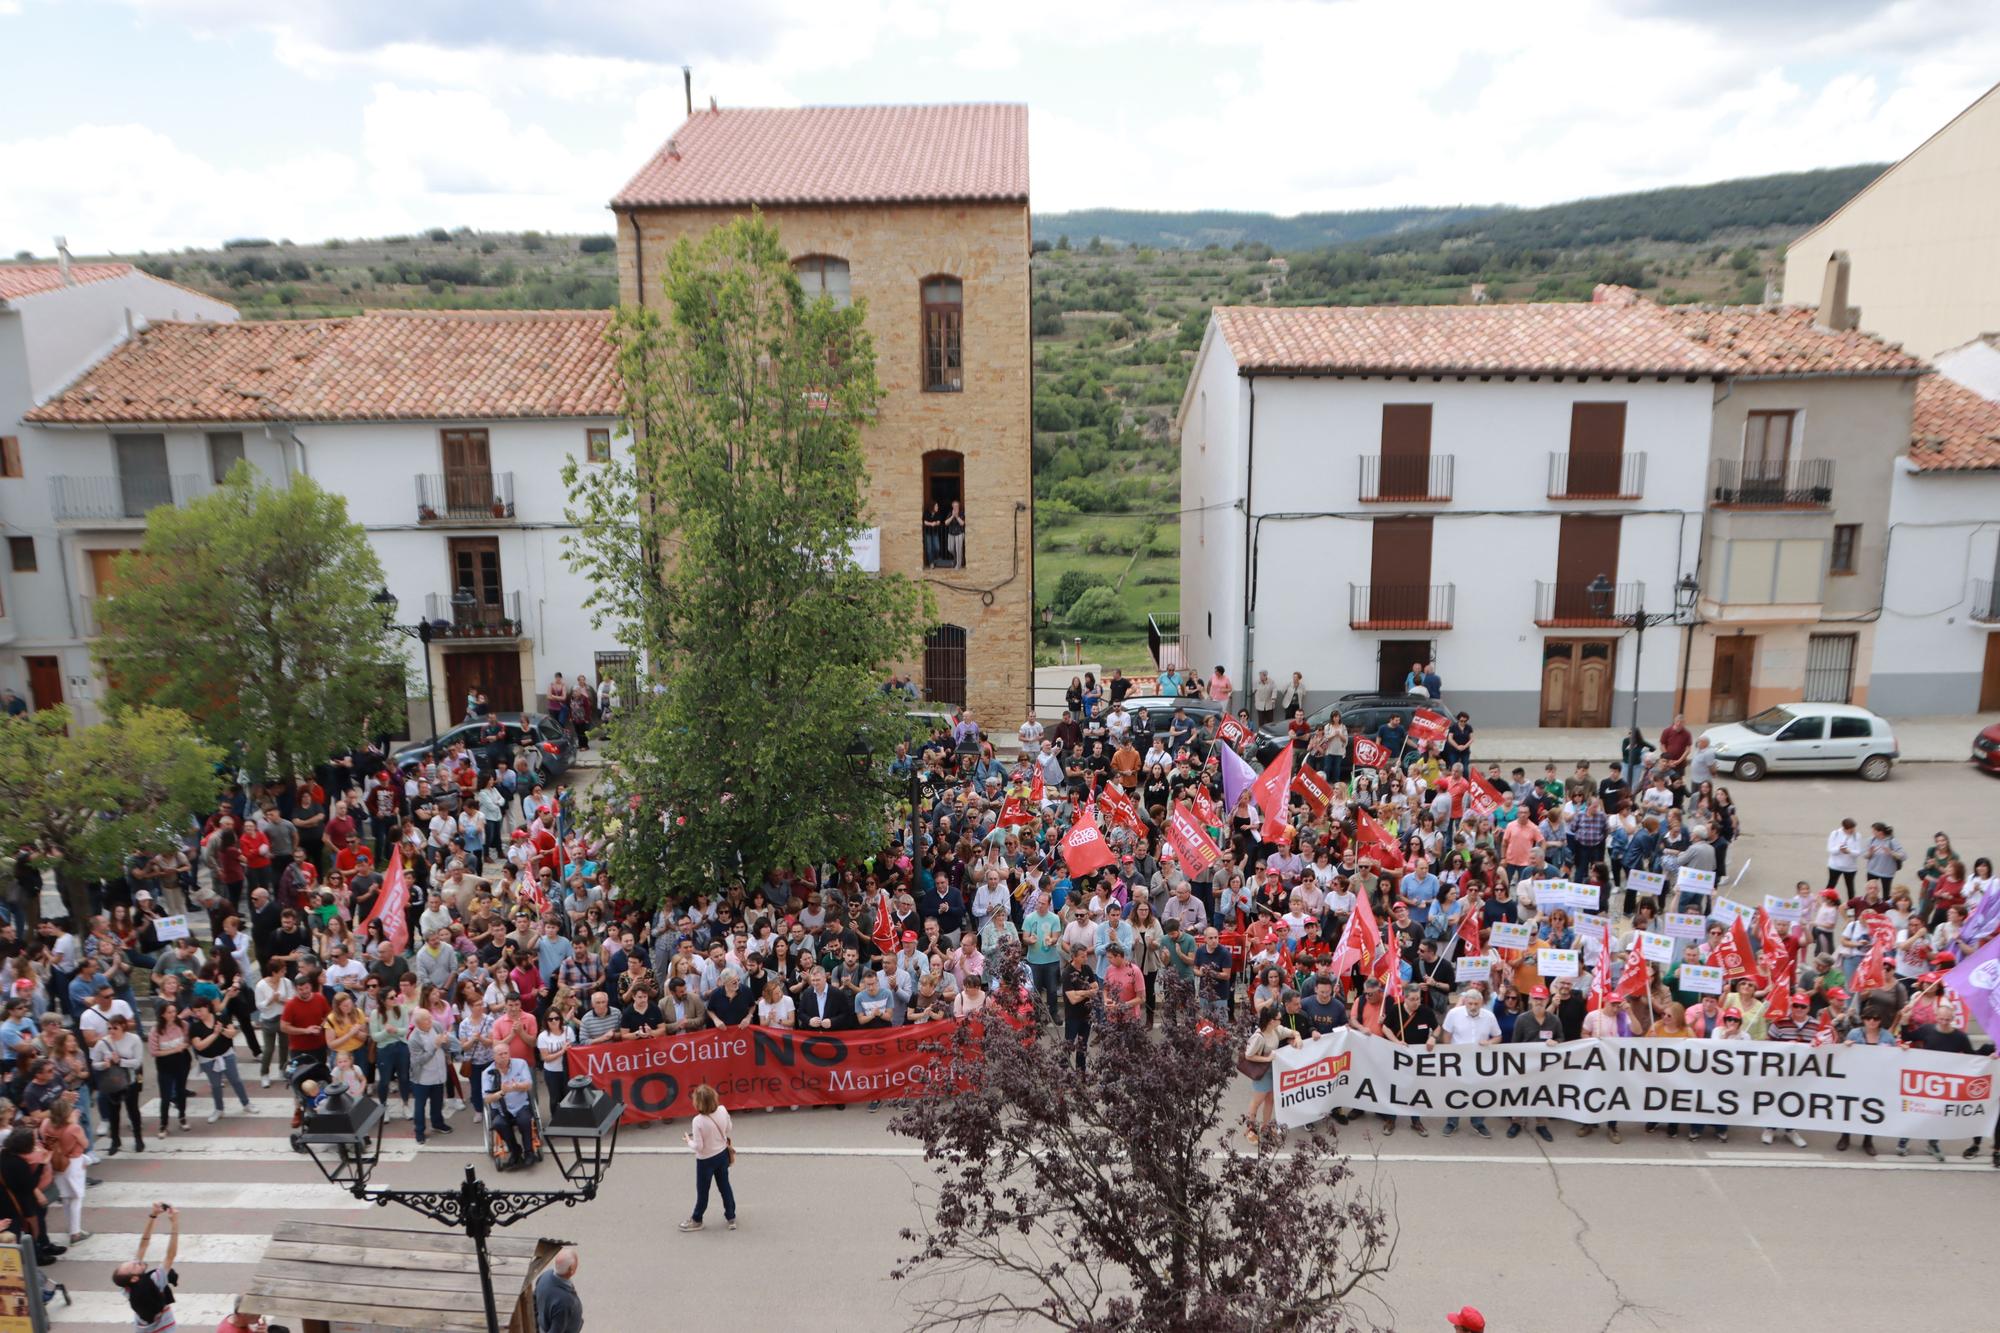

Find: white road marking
93;1137;415;1163
87;1182;371;1211
53;1291;240;1325
143;1097;295;1117
65;1233;273;1264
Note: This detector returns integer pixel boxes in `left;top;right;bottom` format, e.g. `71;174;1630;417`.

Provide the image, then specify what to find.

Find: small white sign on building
850;527;881;573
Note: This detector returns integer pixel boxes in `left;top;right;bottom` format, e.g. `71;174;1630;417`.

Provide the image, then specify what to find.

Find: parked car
392;712;576;781
1973;720;2000;775
1252;693;1454;766
1699;703;1897;782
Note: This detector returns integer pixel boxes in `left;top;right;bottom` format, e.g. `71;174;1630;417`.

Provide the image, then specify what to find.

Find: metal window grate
1802;632;1857;704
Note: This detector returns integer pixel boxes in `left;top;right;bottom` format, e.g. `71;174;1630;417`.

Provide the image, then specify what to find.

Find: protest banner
1708;897;1755;926
1637;931;1676;964
1537;948;1581;979
1488;922;1533;951
569;1022;954;1123
1679;964;1725;995
1272;1029;2000;1138
1625;870;1666;899
1662;912;1708;939
1352;736;1392;771
362;846;411;954
1464;768;1503;818
1217;713;1256;751
1408;708;1449;745
1574;911;1604;935
1676;867;1718;898
1763;895;1807;923
152;914;192;942
1059;808;1117;876
1165;802;1223;877
1455;955;1500;984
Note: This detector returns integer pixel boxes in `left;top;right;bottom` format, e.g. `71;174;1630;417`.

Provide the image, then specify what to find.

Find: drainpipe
1238;378;1257;697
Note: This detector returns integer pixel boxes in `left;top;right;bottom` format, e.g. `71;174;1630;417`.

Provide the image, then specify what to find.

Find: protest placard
1489;922;1533;951
1454;954;1499;984
1675;867;1718;898
1662;912;1707;939
1637;930;1676;964
1763;895;1807;923
1537;948;1581;979
1625;870;1666;898
1678;964;1725;995
153;914;191;942
1708;897;1755;926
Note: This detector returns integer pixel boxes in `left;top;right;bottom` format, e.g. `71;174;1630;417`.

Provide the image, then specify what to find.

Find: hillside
1033;206;1498;252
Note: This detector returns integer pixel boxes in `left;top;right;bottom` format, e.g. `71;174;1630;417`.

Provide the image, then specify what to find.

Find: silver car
1699;703;1898;782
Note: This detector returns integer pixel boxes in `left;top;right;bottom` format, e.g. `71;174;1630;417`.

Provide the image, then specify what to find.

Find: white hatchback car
1699;703;1898;782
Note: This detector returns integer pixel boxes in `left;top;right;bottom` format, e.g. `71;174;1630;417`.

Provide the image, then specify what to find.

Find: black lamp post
1586;572;1700;731
372;586;441;748
299;1078;622;1333
847;736;923;859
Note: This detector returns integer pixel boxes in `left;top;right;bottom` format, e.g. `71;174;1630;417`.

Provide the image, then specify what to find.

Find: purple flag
1220;743;1257;817
1943;929;2000;1041
1959;886;2000;953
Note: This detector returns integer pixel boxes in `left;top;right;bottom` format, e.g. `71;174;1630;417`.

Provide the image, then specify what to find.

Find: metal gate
924;624;968;707
1803;632;1857;703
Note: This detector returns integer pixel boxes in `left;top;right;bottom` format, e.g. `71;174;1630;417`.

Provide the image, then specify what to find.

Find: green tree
93;465;403;782
563;213;930;904
0;707;219;924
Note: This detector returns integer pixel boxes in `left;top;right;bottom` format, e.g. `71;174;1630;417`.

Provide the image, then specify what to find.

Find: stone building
611;104;1033;729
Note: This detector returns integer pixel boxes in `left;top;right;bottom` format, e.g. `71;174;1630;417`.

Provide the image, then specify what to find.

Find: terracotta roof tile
613;104;1028;209
27;310;617;425
0;262;133;303
1910;374;2000;471
1210;302;1731;377
1654;304;1924;378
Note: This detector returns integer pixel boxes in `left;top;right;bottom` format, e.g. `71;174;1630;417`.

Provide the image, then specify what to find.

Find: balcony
417;472;516;523
1547;451;1646;500
1358;454;1454;503
1972;579;2000;625
424;590;523;639
1348;583;1454;630
1711;458;1833;508
1535;580;1643;627
50;473;209;524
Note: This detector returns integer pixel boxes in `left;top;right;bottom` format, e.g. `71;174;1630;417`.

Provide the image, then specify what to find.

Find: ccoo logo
1278;1052;1352;1094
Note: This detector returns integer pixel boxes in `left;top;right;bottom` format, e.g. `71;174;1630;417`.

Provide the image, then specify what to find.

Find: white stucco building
22;308;628;732
0;260;238;718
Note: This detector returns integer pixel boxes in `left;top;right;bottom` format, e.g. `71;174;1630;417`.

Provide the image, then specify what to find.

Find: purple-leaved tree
889;966;1394;1332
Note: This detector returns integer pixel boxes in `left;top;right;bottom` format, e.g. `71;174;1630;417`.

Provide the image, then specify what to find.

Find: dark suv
1252;693;1453;766
391;712;576;781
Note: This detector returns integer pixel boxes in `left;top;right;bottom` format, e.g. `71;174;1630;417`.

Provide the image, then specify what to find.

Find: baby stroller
480;1065;544;1171
284;1053;331;1155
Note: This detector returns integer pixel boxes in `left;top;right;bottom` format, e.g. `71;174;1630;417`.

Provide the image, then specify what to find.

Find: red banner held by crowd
568;1022;956;1122
1097;782;1145;834
1190;787;1222;829
363;847;411;955
1352;736;1391;771
1166;801;1223;876
1290;763;1333;816
1354;808;1404;872
1250;744;1294;827
998;796;1036;829
1717;917;1763;984
1060;807;1117;876
1217;714;1256;751
1465;768;1503;818
1408;708;1449;745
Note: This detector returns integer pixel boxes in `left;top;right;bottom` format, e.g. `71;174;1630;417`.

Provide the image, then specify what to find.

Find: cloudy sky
4;0;1997;256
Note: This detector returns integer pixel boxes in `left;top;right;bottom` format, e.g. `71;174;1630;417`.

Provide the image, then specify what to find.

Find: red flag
1408;708;1449;745
363;846;411;955
1166;802;1223;877
1765;956;1795;1023
1755;908;1792;980
1290;763;1333;816
1029;770;1046;806
1455;888;1484;959
1217;714;1256;751
1465;768;1503;819
1352;736;1391;770
998;796;1036;829
1588;920;1615;1013
1612;949;1651;1002
1331;891;1382;977
1860;911;1896;953
1810;1008;1836;1046
1249;745;1294;828
1716;916;1764;984
1059;808;1117;877
872;892;896;957
519;877;550;917
1188;786;1220;829
1854;938;1889;990
1354;808;1404;872
1097;782;1144;834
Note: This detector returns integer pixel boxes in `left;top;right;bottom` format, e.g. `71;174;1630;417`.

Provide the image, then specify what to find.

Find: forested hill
1034;163;1886;252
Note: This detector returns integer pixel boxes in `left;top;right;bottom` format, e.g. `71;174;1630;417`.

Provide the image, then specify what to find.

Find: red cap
1529;984;1548;999
511;829;530;840
1826;986;1850;1002
901;930;918;944
1447;1308;1486;1332
1821;888;1839;900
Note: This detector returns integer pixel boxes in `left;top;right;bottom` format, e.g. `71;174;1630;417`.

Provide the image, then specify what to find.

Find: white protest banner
1678;964;1725;995
1763;895;1807;923
1637;931;1676;964
1708;897;1755;927
152;914;191;942
1675;868;1718;898
1625;870;1666;898
1537;948;1580;979
1574;912;1604;935
1662;912;1707;939
1489;922;1533;952
1272;1029;2000;1138
1532;881;1579;911
1454;955;1500;984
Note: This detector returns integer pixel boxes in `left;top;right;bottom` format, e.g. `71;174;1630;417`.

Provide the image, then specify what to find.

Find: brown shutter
1554;515;1622;618
1566;403;1625;496
1369;517;1433;622
1379;405;1432;499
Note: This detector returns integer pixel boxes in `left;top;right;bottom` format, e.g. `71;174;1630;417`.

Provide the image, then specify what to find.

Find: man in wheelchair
484;1055;541;1171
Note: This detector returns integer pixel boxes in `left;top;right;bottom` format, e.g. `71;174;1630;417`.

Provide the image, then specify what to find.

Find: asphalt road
51;763;1999;1332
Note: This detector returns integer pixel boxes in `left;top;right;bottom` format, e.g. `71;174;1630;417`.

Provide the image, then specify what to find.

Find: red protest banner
1716;916;1764;984
1217;714;1256;751
1166;802;1223;876
1352;736;1391;770
568;1022;955;1122
1290;762;1333;815
363;847;411;955
1355;808;1404;872
1097;782;1145;834
1060;807;1118;876
998;796;1036;829
1190;786;1222;829
1465;768;1503;818
1408;708;1449;745
1250;744;1294;827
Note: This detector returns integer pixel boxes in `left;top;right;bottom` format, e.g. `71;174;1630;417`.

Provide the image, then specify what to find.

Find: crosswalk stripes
53;1290;242;1326
87;1181;373;1211
63;1233;275;1265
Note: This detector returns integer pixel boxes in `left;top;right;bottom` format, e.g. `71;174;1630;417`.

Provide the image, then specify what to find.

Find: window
922;451;964;569
7;538;34;573
921;276;963;392
113;433;170;517
1776;716;1824;742
1805;633;1859;703
0;437;20;479
584;428;612;464
594;650;636;689
1743;410;1796;469
793;255;851;308
207;430;245;484
1830;523;1859;575
923;624;968;706
1829;716;1873;740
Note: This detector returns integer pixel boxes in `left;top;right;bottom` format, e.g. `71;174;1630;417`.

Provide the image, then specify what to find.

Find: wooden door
1554;515;1621;620
1368;517;1433;622
24;657;62;712
440;429;493;518
1379;404;1432;499
1710;635;1754;723
443;650;523;719
448;537;503;628
1573;640;1614;726
86;549;126;596
1540;642;1576;727
1980;632;2000;712
1566;402;1625;497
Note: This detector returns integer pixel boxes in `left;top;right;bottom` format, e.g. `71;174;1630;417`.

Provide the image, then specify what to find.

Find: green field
1036;510;1179;673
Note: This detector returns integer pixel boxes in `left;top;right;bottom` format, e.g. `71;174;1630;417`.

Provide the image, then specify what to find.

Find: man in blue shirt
1375;714;1407;758
1193;927;1234;1021
485;1055;540;1170
1399;863;1439;927
0;1000;35;1075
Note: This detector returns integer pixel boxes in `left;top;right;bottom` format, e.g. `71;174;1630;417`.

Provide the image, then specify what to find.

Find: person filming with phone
113;1200;179;1331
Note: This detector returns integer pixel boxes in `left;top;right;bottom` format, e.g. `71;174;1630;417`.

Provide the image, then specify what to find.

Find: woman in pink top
679;1083;736;1232
1206;666;1233;703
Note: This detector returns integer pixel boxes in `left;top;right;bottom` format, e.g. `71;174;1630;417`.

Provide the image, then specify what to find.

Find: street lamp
847;736;923;859
373;586;440;748
1586;572;1700;731
299;1079;622;1333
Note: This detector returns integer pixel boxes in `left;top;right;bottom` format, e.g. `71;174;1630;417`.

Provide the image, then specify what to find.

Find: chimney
54;236;72;284
1817;251;1855;332
683;65;692;117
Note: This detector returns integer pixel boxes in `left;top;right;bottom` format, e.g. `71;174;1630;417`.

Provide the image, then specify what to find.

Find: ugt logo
1899;1069;1993;1102
1278;1052;1352;1094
